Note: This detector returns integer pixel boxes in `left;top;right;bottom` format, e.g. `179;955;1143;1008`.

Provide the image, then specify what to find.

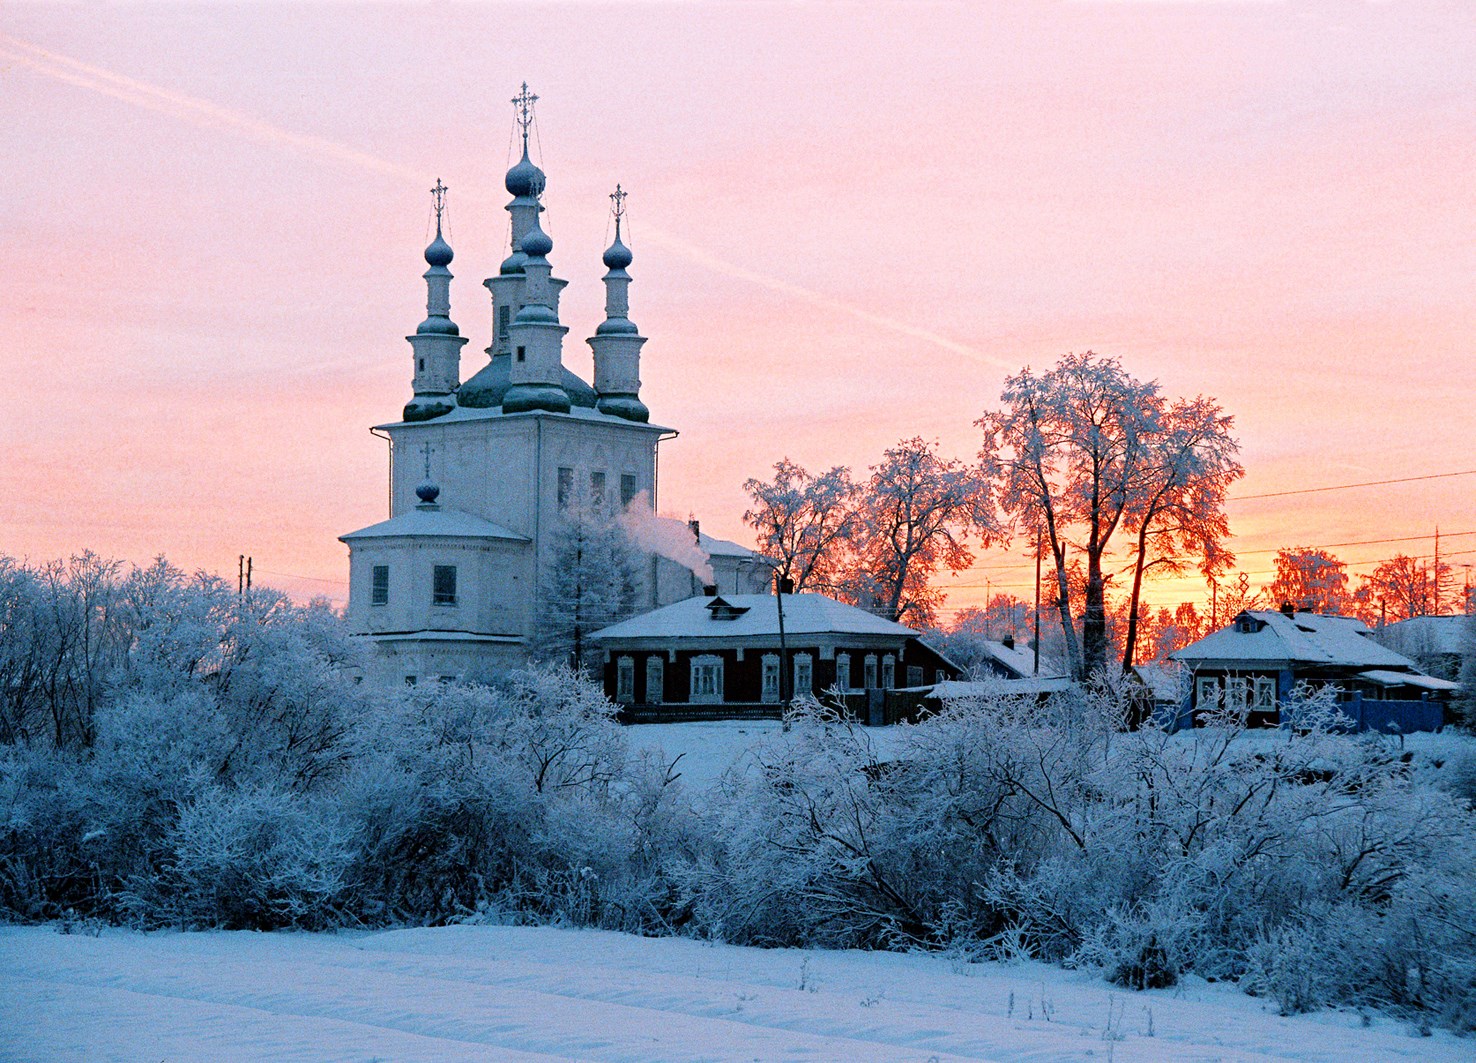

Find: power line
1229;469;1476;502
255;568;350;588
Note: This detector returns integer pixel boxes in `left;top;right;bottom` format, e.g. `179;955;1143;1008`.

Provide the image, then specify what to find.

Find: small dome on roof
500;250;526;275
424;232;453;268
602;235;632;271
415;479;441;505
520;223;553;258
505;149;546;199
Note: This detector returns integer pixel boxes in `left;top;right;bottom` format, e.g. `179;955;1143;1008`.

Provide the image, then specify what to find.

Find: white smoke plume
619;492;714;585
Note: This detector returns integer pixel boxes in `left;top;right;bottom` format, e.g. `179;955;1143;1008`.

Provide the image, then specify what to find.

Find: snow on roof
1376;615;1470;657
1169;610;1417;670
591;593;917;642
376;402;674;434
1357;669;1460;692
979;639;1037;678
1133;661;1189;701
339;506;528;543
930;677;1075;699
698;531;775;563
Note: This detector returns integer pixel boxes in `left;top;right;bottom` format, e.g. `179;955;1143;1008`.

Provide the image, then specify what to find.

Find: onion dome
602;234;632;271
415;479;441;505
499;249;526;275
505;149;546;199
520;221;553;259
424;232;453;267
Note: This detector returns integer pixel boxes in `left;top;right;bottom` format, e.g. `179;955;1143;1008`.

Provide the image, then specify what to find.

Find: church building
340;87;770;685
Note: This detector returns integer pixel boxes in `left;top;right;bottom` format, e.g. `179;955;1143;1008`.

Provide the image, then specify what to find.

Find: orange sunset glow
3;4;1473;620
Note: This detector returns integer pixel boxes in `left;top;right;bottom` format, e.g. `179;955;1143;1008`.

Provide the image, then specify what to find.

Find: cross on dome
609;183;626;221
430;178;448;225
512;82;538;142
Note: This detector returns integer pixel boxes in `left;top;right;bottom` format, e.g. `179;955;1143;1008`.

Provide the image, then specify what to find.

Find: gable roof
978;639;1038;678
1169;610;1417;670
698;531;775;564
591;593;916;642
339;506;528;543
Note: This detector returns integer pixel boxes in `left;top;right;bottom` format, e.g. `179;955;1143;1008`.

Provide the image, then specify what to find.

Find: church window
793;653;813;697
690;655;723;704
557;467;573;510
404;675;417;686
498;305;510;341
836;653;851;690
621;474;637;508
432;564;457;606
882;654;895;690
761;654;780;703
371;565;389;605
864;654;878;689
590;470;606;507
418;358;425;371
516;345;526;362
616;657;635;704
645;656;664;704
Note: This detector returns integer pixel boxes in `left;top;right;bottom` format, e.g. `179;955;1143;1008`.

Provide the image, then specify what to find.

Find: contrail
1;33;1006;368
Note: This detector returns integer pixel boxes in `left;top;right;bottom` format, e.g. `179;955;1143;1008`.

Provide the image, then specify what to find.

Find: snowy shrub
124;786;352;929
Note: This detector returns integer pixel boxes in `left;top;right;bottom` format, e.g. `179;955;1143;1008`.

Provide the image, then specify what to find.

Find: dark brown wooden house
590;592;960;716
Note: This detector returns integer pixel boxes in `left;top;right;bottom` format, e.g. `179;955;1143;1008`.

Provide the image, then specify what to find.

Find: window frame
371;564;389;606
432;564;458;607
690;654;724;704
761;653;781;703
793;652;813;698
645;656;664;705
616;656;635;704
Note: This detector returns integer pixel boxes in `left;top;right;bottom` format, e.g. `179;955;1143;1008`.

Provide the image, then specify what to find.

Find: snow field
2;924;1467;1063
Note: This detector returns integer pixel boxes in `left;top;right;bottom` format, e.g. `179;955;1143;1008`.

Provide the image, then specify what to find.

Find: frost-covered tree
1356;553;1455;623
1264;547;1352;615
534;494;643;674
840;437;996;625
742;459;856;593
979;352;1241;679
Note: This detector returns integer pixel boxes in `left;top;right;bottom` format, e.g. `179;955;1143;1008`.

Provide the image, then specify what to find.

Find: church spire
404;179;468;422
499;85;573;415
590;184;649;422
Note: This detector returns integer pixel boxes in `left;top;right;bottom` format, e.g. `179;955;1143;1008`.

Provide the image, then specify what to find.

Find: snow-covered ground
2;924;1466;1062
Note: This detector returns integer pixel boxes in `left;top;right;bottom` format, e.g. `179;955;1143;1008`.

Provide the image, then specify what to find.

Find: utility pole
775;574;793;709
1033;529;1042;676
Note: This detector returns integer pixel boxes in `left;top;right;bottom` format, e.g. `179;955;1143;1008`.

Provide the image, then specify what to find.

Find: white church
339;87;771;685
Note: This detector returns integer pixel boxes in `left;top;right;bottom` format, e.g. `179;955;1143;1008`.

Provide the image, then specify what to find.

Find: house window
835;653;851;691
498;305;510;341
793;653;813;697
371;565;389;605
557;467;573;511
621;474;637;508
1253;677;1277;710
590;470;606;508
882;654;896;690
645;656;664;705
864;654;878;689
907;665;924;688
1196;676;1218;709
761;654;781;703
1226;677;1248;712
616;657;635;704
935;670;947;685
432;564;457;606
691;655;723;704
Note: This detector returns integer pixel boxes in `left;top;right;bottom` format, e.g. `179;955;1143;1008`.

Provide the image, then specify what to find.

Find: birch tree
535;495;643;673
842;437;996;625
979;352;1241;679
742;459;856;593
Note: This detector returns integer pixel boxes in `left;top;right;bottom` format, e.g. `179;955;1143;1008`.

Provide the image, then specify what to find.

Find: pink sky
2;3;1473;617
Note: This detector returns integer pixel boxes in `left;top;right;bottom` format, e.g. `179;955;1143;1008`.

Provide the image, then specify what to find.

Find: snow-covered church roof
339;506;528;543
591;593;917;642
1169;610;1418;670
